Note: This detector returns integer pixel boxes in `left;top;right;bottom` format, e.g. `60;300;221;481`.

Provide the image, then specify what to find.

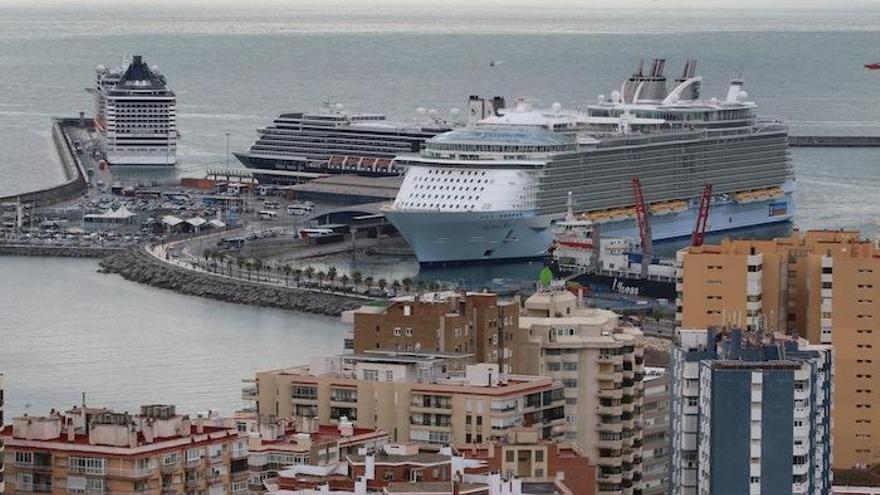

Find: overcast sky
9;0;880;9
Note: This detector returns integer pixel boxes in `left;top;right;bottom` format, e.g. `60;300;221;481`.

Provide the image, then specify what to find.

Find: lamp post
225;131;230;168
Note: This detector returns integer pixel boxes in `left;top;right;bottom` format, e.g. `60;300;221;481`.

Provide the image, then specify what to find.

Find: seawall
0;118;88;206
0;244;122;258
98;248;366;317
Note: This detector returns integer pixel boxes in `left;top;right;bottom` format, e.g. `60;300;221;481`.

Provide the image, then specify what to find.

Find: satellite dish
335;103;344;111
551;102;562;112
610;90;621;103
416;107;427;115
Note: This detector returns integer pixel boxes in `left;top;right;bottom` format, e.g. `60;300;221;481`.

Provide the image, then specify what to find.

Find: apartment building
246;351;566;449
349;292;519;373
456;427;596;494
245;415;388;494
641;369;669;495
0;404;249;495
676;230;880;468
513;289;644;495
670;329;833;495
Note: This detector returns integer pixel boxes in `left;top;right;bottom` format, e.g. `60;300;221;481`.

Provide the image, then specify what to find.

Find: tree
352;271;363;288
292;268;303;285
378;278;387;291
327;266;338;285
202;248;213;262
253;259;263;281
364;276;374;290
391;280;401;293
402;277;413;293
304;266;315;282
282;265;291;286
315;270;326;286
236;257;245;278
339;274;350;289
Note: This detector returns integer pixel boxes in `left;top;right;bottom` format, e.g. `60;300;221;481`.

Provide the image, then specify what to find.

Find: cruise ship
386;59;794;264
235;96;505;176
94;55;177;166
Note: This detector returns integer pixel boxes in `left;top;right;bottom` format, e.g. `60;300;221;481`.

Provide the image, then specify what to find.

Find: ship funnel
621;59;645;104
467;95;506;124
726;78;745;103
634;58;668;102
674;59;700;101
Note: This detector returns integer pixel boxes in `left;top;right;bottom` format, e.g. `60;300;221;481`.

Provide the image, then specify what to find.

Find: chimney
365;453;375;480
66;418;76;442
196;415;204;434
129;425;138;448
143;420;154;443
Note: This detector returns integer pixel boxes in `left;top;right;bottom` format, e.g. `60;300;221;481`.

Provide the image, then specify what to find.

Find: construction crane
631;177;652;277
691;184;713;247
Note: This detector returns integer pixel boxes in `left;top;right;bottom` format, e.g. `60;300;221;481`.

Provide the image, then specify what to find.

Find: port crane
691;184;713;247
631;177;652;277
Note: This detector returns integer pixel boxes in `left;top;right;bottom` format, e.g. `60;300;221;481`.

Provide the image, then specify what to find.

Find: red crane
691;184;713;247
631;177;652;276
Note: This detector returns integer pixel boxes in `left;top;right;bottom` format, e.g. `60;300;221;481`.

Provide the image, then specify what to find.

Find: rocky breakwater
0;244;122;258
99;248;365;316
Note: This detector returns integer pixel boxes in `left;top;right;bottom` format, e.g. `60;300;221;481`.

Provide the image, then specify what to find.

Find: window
535;450;544;462
68;456;106;475
385;370;394;382
506;450;515;462
363;370;379;381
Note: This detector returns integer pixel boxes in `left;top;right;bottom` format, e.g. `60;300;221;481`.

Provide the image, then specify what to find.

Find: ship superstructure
94;55;177;166
386;59;794;264
235;96;505;176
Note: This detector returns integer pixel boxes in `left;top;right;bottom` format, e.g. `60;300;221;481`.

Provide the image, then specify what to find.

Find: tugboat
549;193;677;300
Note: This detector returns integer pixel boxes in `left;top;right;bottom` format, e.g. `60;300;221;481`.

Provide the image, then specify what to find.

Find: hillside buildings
349;292;519;373
0;404;249;495
514;288;645;495
246;351;566;449
676;230;879;468
669;328;833;495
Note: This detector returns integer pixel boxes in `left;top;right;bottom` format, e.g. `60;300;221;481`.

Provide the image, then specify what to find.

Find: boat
235;96;505;177
385;58;794;264
549;194;676;299
94;55;177;166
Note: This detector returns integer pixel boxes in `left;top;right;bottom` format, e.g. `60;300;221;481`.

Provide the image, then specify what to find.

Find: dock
788;135;880;147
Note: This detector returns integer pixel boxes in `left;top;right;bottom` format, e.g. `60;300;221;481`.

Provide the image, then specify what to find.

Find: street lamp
225;131;230;168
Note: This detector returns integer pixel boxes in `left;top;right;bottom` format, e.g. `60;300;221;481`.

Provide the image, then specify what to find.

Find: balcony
15;482;53;493
106;466;158;479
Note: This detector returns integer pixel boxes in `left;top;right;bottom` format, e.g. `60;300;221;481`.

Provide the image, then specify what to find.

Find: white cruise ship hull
388;191;793;264
106;153;176;166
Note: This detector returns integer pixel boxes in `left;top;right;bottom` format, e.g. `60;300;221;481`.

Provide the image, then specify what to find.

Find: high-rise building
95;55;177;166
349;292;519;373
669;328;833;495
676;230;880;468
641;368;670;495
245;351;566;449
1;372;4;494
0;404;249;495
513;288;645;495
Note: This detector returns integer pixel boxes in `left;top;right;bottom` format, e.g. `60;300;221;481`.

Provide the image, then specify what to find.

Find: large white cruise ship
385;59;794;264
94;55;177;166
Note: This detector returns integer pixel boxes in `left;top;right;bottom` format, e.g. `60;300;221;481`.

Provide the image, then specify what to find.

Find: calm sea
1;4;879;418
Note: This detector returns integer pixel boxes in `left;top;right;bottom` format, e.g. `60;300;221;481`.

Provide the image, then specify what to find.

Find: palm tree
315;270;326;286
402;277;412;294
202;248;213;262
304;266;315;282
253;259;263;281
282;265;291;286
339;274;350;290
292;268;303;285
364;276;374;290
378;278;387;292
352;271;363;288
327;266;338;285
236;257;245;278
391;280;401;293
429;281;440;292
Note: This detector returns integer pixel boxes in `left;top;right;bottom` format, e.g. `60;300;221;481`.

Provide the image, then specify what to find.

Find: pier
788;135;880;147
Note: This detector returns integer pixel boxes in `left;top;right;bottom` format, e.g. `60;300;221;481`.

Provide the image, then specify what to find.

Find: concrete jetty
788;135;880;147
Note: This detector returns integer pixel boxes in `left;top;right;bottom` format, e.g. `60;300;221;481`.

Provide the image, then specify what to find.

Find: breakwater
0;243;122;258
0;119;88;206
98;248;366;316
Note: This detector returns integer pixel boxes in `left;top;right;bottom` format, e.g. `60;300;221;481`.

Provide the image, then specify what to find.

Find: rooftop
430;126;574;147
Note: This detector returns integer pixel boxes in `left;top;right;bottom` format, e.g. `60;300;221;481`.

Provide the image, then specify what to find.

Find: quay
788;135;880;147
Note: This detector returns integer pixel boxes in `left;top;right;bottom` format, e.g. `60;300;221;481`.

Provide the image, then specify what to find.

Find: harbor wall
0;119;88;206
98;247;365;316
788;135;880;147
0;244;121;258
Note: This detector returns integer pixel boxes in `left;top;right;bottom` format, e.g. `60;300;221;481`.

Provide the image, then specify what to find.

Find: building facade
349;292;519;373
676;230;879;468
1;404;249;495
246;352;566;449
670;329;833;495
641;369;670;495
513;289;645;495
